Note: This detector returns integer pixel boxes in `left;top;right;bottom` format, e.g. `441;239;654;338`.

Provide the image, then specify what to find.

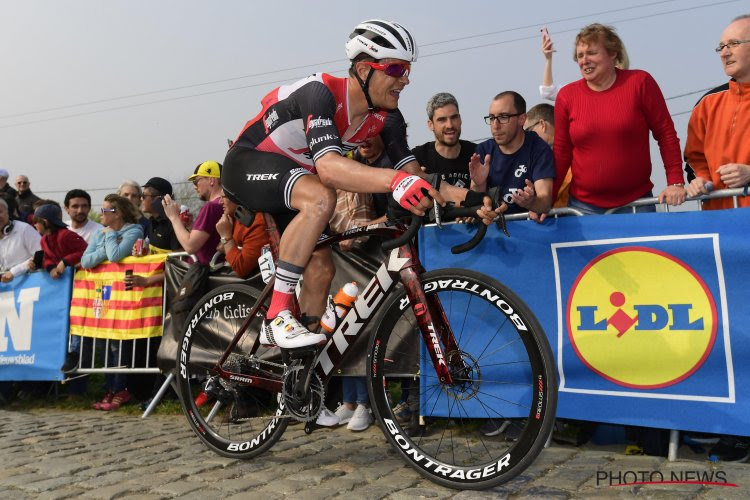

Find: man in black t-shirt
411;92;474;188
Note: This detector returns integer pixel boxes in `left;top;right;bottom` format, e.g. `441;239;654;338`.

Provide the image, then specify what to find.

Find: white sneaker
347;404;373;432
334;404;355;425
260;310;327;349
315;407;340;427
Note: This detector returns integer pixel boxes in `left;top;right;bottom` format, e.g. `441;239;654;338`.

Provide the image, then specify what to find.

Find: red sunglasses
362;61;411;78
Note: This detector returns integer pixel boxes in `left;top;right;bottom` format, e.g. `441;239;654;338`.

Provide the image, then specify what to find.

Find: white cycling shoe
260;310;327;349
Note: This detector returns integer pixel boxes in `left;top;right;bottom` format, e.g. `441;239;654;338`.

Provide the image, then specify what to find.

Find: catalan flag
69;254;167;340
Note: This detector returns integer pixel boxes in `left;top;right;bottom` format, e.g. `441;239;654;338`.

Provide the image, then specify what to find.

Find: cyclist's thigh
222;147;312;215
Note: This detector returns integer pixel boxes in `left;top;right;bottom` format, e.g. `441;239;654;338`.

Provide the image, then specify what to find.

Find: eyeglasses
524;120;541;132
361;61;411;78
715;39;750;52
484;113;522;125
140;193;157;199
100;207;116;214
16;181;28;185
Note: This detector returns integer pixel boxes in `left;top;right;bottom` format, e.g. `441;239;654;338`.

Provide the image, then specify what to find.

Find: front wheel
367;269;557;489
176;283;288;459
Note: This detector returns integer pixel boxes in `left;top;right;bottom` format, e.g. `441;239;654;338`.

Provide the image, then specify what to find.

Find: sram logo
0;287;41;352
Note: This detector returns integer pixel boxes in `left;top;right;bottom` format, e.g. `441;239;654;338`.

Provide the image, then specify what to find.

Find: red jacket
40;227;88;271
225;213;268;279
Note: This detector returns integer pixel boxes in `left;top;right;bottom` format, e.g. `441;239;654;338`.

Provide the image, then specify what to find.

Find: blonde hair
574;23;630;70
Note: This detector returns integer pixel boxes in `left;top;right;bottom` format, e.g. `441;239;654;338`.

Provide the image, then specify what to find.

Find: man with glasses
15;175;41;222
220;20;500;349
163;161;223;265
685;14;750;211
469;91;554;217
140;177;181;253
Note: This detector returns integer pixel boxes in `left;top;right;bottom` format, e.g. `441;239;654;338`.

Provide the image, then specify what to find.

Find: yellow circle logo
566;246;717;389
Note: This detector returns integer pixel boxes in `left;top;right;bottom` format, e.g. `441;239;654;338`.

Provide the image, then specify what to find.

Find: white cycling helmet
345;19;418;62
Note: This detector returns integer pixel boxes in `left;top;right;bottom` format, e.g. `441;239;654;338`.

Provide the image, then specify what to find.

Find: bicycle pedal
286;345;321;359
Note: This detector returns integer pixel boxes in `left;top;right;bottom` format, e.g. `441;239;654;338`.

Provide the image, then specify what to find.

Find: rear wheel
176;283;288;459
367;269;556;489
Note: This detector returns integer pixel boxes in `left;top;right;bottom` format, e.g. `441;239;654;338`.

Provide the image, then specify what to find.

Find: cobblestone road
1;409;747;499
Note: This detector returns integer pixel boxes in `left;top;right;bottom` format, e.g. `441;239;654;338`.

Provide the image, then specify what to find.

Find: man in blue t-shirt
470;91;555;217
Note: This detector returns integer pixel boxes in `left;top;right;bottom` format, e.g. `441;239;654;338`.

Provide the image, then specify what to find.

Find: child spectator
30;203;87;279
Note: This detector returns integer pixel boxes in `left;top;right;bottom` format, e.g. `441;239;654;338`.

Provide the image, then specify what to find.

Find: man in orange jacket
685;14;750;209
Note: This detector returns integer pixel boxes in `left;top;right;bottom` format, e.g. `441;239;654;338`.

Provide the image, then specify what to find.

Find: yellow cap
188;160;222;181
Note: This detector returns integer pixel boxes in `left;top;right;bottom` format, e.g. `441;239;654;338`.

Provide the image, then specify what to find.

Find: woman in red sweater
553;23;686;213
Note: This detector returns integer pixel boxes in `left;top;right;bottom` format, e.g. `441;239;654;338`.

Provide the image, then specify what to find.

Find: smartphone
151;195;166;218
541;26;550;39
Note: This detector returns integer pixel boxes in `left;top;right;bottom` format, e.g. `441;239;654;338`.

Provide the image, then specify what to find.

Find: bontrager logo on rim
567;246;717;389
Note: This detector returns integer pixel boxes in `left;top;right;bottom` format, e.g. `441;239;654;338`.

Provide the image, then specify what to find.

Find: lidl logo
566;246;717;389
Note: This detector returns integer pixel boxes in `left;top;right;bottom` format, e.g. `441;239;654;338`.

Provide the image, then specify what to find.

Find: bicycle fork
400;266;468;386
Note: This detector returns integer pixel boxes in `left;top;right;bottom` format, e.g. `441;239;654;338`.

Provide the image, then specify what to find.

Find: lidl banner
0;269;72;381
420;209;750;436
69;254;167;340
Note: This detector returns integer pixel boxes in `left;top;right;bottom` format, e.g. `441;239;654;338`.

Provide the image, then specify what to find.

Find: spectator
216;190;268;279
118;180;150;236
15;175;41;221
63;189;102;243
553;23;685;214
140;177;181;253
470;91;555;217
0;198;41;283
685;14;750;210
163;161;223;266
81;194;144;269
348;136;392;220
82;194;143;412
411;92;474;188
328;189;376;252
538;27;629;102
525;103;568;208
0;168;17;201
30;204;87;279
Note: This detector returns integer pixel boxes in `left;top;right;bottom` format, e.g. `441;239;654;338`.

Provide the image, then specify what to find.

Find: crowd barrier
420;189;749;459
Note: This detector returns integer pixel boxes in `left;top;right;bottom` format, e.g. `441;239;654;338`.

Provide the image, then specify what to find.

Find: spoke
474;388;532;410
475;316;511;361
476;336;524;363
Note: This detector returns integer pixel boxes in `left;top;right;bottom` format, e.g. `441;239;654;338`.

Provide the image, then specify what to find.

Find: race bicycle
176;203;557;489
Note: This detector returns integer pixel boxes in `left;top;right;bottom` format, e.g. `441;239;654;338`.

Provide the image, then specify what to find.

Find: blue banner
420;209;750;436
0;269;72;381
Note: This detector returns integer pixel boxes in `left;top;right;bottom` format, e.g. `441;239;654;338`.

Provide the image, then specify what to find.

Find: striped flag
69;254;167;340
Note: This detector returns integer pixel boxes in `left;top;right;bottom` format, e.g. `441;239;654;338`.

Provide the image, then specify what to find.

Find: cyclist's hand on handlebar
391;172;445;217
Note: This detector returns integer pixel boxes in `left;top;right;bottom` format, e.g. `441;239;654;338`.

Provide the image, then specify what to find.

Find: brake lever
496;212;510;237
430;174;442;229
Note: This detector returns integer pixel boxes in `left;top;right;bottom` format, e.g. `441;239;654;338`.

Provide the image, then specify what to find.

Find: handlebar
381;204;509;254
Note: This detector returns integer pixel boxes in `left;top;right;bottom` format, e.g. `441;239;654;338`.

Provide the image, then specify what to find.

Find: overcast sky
0;0;742;209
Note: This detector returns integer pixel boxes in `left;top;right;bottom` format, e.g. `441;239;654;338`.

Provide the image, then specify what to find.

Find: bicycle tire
367;269;557;489
176;283;288;459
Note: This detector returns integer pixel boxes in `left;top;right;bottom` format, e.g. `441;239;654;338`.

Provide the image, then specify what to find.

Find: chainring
281;364;325;422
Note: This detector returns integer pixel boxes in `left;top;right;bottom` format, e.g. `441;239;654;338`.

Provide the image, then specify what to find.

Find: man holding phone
141;177;181;253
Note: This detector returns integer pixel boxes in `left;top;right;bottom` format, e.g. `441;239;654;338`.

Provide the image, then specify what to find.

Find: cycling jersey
231;73;416;172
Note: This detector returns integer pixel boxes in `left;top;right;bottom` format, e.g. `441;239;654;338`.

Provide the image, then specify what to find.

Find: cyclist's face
360;58;410;110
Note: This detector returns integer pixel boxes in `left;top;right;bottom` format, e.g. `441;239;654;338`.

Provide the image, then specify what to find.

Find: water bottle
258;244;275;284
320;282;359;333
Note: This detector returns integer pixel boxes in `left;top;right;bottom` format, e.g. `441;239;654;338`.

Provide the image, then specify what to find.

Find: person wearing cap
140;177;181;253
0;168;17;200
162;161;223;265
30;203;87;279
0;197;41;283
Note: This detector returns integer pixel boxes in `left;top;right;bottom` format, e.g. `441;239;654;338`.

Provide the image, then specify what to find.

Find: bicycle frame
211;215;461;393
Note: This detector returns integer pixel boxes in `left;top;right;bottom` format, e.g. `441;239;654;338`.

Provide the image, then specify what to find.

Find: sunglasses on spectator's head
361;61;411;78
100;207;116;214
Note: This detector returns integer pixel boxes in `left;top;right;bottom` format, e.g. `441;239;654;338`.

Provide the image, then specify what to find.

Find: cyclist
221;19;501;349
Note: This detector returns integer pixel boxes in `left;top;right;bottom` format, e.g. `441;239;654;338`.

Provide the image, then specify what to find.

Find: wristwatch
220;237;230;245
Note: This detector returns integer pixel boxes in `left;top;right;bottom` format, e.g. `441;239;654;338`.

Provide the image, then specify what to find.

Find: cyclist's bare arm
315;152;441;216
